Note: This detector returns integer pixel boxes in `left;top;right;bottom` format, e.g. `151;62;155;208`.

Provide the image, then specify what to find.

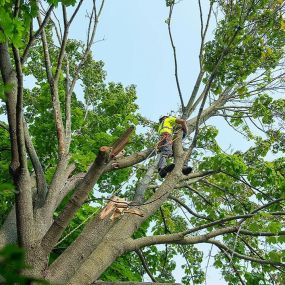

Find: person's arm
176;118;188;135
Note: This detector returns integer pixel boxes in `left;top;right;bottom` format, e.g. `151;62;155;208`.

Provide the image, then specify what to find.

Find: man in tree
157;115;192;178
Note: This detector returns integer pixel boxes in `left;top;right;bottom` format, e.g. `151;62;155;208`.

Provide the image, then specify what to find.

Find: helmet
159;115;168;123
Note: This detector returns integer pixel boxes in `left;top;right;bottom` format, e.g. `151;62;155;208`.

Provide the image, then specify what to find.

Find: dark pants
157;133;173;170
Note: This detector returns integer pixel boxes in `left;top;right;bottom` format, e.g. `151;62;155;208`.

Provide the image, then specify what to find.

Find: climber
157;115;192;178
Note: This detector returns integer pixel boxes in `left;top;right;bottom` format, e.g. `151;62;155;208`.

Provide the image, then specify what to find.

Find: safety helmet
159;115;168;124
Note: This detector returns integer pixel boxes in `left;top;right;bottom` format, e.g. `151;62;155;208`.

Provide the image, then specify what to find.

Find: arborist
157;115;192;178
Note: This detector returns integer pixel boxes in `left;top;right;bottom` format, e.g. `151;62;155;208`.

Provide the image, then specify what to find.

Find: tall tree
1;0;285;284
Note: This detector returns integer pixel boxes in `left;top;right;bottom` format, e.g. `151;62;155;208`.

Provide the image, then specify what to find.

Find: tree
1;0;285;284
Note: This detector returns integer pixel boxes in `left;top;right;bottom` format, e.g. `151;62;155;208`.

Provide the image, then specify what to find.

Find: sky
68;0;229;284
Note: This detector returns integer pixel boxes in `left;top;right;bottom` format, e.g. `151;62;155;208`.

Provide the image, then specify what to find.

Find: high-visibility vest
158;116;177;135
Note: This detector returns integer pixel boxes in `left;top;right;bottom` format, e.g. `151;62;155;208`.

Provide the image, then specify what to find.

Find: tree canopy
1;0;285;284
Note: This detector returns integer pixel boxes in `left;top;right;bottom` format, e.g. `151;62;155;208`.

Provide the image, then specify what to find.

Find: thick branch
42;127;133;253
38;10;66;157
23;121;47;207
41;147;110;253
133;157;158;204
127;227;237;250
12;46;34;249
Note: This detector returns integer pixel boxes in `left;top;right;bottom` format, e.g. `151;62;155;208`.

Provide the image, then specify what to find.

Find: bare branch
127;226;237;250
21;5;54;64
169;195;212;221
133;157;158;204
208;239;285;267
38;9;66;157
135;249;157;282
68;0;106;96
23;120;47;207
167;3;185;111
42;128;133;253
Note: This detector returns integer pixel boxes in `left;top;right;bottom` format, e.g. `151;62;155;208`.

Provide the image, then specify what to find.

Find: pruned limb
110;126;134;158
104;148;155;172
42;127;133;253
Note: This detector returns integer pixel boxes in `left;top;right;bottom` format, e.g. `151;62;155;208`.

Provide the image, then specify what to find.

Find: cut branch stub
41;126;135;253
110;126;134;158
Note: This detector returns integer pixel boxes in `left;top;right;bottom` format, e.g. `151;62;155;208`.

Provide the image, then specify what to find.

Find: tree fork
42;127;134;253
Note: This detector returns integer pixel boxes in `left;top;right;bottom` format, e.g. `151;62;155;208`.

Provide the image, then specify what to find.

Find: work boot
159;163;175;178
182;166;193;175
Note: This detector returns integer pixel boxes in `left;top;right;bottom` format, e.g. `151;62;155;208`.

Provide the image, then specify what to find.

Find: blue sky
70;0;203;120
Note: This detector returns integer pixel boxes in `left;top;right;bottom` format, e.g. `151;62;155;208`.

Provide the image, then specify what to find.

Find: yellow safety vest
158;116;177;135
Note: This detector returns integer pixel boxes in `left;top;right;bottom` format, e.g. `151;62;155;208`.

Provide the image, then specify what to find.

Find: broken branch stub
110;126;134;158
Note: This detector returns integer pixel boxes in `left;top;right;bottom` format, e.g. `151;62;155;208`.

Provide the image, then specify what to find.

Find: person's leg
157;153;167;170
157;135;174;178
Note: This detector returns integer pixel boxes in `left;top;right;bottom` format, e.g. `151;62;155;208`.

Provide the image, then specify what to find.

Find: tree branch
42;127;132;253
135;249;157;282
208;239;285;267
38;9;66;157
127;226;237;250
167;3;185;111
21;5;54;64
168;195;212;221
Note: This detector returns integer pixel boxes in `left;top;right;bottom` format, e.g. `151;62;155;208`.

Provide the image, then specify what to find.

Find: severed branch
42;146;110;253
42;127;133;253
